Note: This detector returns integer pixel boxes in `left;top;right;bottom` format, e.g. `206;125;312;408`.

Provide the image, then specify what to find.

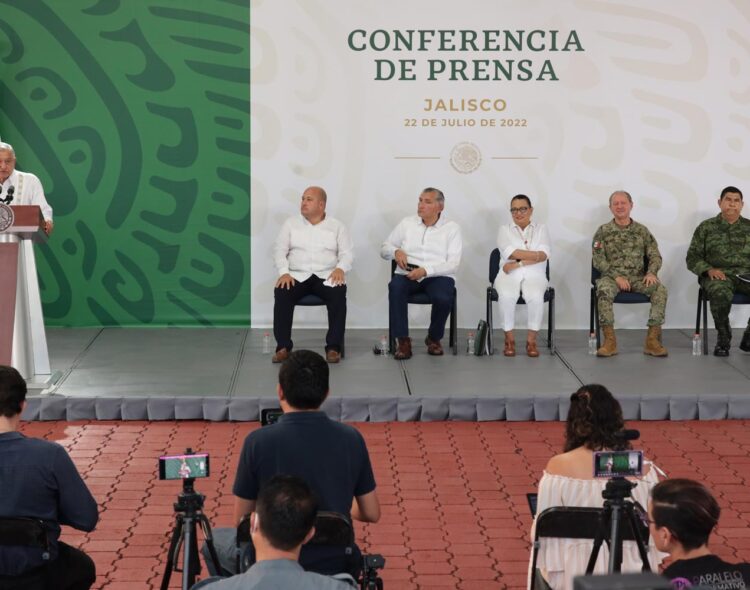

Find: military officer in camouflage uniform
686;186;750;356
592;191;668;357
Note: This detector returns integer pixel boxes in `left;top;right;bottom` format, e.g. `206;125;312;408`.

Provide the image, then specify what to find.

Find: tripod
160;478;221;590
585;477;652;575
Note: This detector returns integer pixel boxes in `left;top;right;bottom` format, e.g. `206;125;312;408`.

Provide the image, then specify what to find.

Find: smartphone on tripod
159;450;221;590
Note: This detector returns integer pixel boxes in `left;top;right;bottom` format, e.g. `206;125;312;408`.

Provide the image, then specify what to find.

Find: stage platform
22;327;750;421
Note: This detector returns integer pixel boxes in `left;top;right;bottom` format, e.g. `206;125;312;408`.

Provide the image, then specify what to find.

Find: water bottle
262;332;271;354
467;331;475;355
692;333;702;356
588;332;597;355
378;335;389;356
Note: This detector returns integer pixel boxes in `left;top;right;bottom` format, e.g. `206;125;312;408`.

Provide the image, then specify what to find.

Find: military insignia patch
592;241;602;249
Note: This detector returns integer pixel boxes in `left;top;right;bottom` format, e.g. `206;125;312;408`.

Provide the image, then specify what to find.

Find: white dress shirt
1;170;53;221
497;221;551;278
381;214;462;279
273;215;354;282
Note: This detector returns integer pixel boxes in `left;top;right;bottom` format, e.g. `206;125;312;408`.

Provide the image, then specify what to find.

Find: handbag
474;320;489;356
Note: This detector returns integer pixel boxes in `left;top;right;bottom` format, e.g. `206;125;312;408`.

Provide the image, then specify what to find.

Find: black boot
740;327;750;353
714;325;731;357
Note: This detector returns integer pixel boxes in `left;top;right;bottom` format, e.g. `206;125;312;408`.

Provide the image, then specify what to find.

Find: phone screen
158;453;210;480
593;450;643;478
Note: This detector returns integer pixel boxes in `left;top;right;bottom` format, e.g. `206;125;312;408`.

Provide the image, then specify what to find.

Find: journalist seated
204;350;379;577
529;384;665;590
193;475;354;589
0;365;99;590
648;479;750;589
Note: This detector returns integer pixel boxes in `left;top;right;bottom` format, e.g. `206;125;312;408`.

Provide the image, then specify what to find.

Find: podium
0;205;54;386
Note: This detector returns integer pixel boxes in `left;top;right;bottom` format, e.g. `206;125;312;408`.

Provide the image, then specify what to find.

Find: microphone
5;186;14;204
615;429;640;441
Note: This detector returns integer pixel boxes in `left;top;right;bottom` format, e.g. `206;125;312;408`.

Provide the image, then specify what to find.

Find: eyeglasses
636;510;654;528
510;207;529;214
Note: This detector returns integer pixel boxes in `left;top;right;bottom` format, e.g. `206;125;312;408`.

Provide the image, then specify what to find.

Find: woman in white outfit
494;195;550;357
528;385;665;590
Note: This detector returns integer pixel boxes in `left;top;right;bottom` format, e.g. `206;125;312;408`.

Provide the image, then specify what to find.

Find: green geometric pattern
0;0;250;326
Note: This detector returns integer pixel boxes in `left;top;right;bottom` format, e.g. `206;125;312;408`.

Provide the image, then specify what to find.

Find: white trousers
493;270;548;331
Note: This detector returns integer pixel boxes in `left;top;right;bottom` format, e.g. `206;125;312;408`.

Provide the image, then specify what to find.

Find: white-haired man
0;142;53;235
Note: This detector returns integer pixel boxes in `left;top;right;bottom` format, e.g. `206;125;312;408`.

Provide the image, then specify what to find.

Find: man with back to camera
0;142;53;235
272;186;353;364
686;186;750;356
592;190;669;357
0;365;98;589
193;475;355;589
380;187;462;359
205;350;380;577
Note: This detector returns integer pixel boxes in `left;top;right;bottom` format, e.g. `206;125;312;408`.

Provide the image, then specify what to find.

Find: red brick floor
19;420;750;589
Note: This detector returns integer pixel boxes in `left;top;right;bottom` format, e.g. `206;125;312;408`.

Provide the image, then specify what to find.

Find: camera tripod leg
608;503;624;573
197;514;222;577
585;507;610;575
182;515;201;590
624;506;652;572
160;516;184;590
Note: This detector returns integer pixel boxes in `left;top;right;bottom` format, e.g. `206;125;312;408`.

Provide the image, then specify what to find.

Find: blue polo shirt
233;412;376;516
0;432;98;575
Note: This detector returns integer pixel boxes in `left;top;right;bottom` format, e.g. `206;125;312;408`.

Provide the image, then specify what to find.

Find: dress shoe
713;344;730;357
394;337;412;360
740;329;750;352
325;349;341;364
272;348;290;363
503;335;515;357
425;336;444;356
526;341;539;358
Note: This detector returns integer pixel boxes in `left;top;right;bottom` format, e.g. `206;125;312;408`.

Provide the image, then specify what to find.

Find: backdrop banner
251;0;750;330
0;0;250;327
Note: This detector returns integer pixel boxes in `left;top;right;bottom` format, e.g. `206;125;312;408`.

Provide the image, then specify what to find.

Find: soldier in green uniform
686;186;750;356
592;191;668;357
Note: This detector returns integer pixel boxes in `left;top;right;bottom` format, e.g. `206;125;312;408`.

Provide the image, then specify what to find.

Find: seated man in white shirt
0;142;53;235
380;188;462;359
272;186;353;364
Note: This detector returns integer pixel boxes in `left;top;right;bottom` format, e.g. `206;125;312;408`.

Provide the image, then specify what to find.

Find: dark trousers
388;274;455;340
0;542;96;590
273;276;347;352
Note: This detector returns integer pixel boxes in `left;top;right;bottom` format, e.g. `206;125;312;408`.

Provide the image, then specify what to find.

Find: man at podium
0;142;53;235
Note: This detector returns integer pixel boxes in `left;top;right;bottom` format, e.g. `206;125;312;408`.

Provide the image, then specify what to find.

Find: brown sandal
503;335;516;357
526;341;539;357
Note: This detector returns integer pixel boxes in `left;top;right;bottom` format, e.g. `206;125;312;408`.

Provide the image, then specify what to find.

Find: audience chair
590;258;650;348
529;506;649;590
486;249;555;355
296;294;345;357
0;517;50;590
388;260;458;355
695;282;750;355
237;511;384;589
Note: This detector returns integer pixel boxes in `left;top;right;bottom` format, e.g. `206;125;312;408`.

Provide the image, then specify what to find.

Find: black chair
695;283;750;355
237;511;384;589
388;260;457;355
486;249;555;355
0;517;51;590
589;258;650;348
296;294;345;357
529;506;650;590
